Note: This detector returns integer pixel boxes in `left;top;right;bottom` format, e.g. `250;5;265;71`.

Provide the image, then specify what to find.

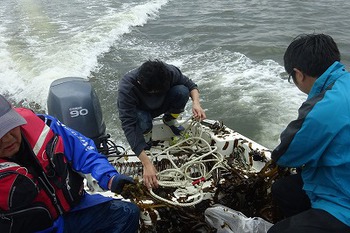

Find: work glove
110;174;135;193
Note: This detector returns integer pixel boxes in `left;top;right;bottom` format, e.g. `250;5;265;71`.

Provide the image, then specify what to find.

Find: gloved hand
110;174;135;193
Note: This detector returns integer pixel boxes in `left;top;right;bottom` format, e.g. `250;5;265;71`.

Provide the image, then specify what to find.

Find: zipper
35;134;65;215
0;215;13;233
46;134;78;204
65;172;74;202
38;176;64;215
0;171;39;210
1;206;52;233
48;135;59;169
0;206;51;218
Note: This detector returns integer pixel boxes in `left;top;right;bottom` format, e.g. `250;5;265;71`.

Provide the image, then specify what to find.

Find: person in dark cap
0;94;139;233
268;34;350;233
118;59;206;190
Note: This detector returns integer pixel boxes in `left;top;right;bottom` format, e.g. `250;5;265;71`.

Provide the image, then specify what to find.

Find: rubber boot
162;113;184;135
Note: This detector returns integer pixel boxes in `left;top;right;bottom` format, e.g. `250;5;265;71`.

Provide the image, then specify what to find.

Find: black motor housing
47;77;106;148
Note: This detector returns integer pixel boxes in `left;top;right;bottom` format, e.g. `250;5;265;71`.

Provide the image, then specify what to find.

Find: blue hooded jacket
272;61;350;226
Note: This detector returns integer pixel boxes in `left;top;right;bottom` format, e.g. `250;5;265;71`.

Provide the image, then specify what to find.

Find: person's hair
284;33;340;78
137;59;171;93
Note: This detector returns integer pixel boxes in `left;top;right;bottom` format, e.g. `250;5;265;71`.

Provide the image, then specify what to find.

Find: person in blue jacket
117;59;206;190
268;34;350;233
0;94;140;233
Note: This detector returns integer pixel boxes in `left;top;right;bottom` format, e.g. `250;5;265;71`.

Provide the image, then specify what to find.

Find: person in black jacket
117;59;206;189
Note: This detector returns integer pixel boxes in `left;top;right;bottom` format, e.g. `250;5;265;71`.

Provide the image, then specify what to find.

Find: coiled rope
147;119;229;206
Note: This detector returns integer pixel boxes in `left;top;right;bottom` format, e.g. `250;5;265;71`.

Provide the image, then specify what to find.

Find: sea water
1;0;349;149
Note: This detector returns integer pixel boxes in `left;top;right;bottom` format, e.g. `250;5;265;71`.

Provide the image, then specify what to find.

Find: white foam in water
0;0;306;149
0;22;26;96
172;50;305;148
98;26;306;148
0;0;170;109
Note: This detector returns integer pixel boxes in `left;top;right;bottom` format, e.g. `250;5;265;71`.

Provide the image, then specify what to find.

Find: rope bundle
147;119;229;206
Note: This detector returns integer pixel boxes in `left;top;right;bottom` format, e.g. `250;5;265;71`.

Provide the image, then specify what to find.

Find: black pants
268;209;350;233
271;173;310;217
269;173;350;233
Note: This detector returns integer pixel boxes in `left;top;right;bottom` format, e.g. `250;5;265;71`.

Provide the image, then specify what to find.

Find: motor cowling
47;77;106;148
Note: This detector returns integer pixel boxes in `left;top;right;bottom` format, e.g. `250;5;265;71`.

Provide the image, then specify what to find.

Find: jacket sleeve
41;114;118;190
167;64;198;91
272;90;344;168
117;73;149;156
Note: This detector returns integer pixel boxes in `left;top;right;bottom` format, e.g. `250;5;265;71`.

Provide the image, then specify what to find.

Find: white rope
108;118;229;206
149;186;204;207
147;119;229;206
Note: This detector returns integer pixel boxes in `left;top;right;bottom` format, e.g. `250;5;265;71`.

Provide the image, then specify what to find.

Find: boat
47;77;283;232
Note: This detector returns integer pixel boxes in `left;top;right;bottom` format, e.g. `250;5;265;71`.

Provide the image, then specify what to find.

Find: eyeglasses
288;70;295;83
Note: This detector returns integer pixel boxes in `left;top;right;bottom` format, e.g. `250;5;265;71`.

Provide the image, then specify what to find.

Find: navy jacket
117;63;197;156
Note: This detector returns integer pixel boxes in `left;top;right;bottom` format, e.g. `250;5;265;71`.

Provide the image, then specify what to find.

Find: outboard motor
47;77;107;151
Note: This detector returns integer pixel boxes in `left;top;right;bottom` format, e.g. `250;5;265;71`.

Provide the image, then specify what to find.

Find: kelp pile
213;160;285;224
121;180;215;233
120;159;287;232
115;120;290;232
